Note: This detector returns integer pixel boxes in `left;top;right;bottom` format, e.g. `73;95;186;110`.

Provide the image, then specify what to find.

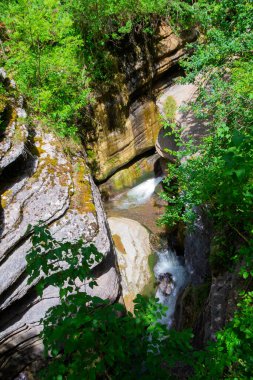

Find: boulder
158;273;175;296
108;217;154;312
155;83;198;160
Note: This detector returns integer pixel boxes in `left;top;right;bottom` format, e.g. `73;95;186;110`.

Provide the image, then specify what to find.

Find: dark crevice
0;142;37;196
0;271;28;312
0;104;13;140
0;130;40;244
0;287;38;333
95;147;156;185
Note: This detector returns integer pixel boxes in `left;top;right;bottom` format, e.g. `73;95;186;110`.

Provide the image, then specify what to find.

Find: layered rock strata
0;71;120;378
87;23;197;181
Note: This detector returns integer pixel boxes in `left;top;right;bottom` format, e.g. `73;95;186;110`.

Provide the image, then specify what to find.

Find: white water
154;249;189;327
106;172;189;327
113;176;163;209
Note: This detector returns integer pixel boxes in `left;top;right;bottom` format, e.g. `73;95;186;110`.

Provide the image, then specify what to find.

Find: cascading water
112;176;163;209
154;250;188;327
104;165;189;328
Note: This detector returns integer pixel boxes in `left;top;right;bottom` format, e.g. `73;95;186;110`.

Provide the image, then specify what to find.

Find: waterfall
113;176;163;209
104;167;189;327
154;250;189;327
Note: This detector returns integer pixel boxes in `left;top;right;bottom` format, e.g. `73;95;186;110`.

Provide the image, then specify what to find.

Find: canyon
0;21;239;379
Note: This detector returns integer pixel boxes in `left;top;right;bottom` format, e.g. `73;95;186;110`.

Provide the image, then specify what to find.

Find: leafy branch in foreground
27;224;253;379
26;224;193;380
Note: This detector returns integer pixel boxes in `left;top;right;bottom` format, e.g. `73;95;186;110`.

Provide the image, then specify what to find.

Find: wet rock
184;208;212;285
99;153;159;197
152;181;167;208
158;273;175;296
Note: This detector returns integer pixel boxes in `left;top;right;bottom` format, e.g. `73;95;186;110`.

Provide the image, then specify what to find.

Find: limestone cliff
86;23;197;181
0;70;120;378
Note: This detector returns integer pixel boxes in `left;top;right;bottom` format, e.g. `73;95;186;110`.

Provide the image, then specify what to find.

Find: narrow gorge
0;2;252;379
0;24;200;377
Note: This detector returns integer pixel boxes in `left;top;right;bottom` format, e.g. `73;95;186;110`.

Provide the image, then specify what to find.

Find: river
103;161;188;327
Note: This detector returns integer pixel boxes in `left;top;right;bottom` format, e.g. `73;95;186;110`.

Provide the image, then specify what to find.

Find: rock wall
86;23;197;181
156;83;242;346
99;152;160;198
0;71;120;378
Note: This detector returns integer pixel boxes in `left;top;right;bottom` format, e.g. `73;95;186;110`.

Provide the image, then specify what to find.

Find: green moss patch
164;95;177;121
141;253;157;298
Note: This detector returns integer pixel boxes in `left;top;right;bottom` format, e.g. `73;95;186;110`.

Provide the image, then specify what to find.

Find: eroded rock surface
155;83;198;160
0;69;28;172
87;23;196;181
99;153;161;198
201;269;241;342
108;217;153;312
184;208;212;286
0;83;120;377
92;99;160;181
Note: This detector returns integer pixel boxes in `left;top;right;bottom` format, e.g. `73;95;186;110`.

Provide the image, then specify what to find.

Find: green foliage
26;223;102;295
192;291;253;379
0;0;91;137
161;69;253;233
182;0;253;80
161;0;253;239
159;1;253;378
26;224;193;379
68;0;193;82
164;95;177;121
0;82;6;96
0;0;194;136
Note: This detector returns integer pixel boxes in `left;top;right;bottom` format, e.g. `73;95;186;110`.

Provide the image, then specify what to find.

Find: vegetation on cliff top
161;0;253;377
27;224;193;380
0;0;193;137
1;0;251;378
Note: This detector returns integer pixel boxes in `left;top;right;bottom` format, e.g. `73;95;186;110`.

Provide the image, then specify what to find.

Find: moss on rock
164;95;177;121
71;159;96;214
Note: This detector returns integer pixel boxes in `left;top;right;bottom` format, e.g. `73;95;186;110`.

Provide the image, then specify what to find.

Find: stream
109;176;163;209
154;250;188;327
104;163;188;327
